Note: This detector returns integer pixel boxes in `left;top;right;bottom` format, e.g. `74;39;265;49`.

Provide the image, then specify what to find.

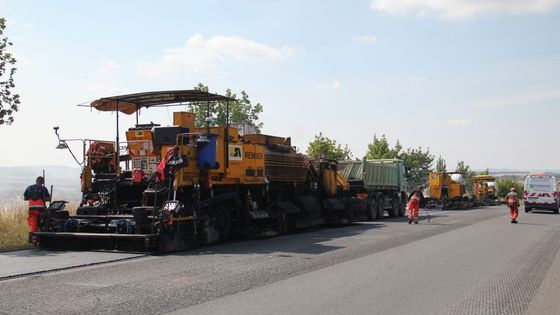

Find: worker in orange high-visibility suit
23;176;51;235
407;191;421;224
506;187;519;224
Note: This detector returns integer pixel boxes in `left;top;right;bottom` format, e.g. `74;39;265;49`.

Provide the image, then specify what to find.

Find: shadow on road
516;222;548;226
527;210;559;215
169;222;389;257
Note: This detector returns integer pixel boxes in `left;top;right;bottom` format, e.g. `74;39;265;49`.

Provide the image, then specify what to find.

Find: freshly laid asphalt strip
175;209;560;315
0;250;147;279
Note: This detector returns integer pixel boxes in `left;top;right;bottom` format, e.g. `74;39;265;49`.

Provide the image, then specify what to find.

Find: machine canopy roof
90;90;234;115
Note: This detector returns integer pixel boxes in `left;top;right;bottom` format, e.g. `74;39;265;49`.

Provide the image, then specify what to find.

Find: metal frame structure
84;90;235;173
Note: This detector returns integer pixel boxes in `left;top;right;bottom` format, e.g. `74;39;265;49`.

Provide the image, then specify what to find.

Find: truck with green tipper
338;159;409;220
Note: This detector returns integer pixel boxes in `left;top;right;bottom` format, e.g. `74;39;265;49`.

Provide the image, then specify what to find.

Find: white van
524;174;559;213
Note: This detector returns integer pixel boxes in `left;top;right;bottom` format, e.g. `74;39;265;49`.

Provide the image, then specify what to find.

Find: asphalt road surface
1;206;559;315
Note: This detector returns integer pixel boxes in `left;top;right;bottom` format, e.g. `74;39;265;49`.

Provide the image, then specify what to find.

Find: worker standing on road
409;187;426;208
506;187;519;224
23;176;51;233
407;191;421;224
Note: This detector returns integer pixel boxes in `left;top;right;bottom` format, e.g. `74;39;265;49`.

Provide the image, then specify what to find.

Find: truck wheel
368;197;378;221
389;197;399;217
376;196;385;220
399;193;407;216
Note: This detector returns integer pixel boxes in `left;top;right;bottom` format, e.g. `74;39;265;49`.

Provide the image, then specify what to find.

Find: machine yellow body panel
448;182;464;198
173;126;266;188
429;171;465;199
428;172;444;199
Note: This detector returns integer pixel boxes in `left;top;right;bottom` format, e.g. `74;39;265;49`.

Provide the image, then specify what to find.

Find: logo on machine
245;151;263;160
229;145;243;161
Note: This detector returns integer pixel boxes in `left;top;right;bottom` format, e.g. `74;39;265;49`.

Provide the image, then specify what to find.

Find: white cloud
138;34;295;77
447;118;471;127
353;35;377;44
85;61;128;96
317;80;342;89
386;77;399;84
470;87;560;108
95;60;120;76
409;76;427;82
370;0;560;19
330;80;342;89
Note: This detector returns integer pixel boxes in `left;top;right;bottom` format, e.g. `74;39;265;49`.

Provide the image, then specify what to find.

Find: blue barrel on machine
197;134;218;170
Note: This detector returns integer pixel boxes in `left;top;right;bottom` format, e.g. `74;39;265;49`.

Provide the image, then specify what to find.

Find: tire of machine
368;196;377;221
276;211;288;234
376;195;385;220
212;204;232;242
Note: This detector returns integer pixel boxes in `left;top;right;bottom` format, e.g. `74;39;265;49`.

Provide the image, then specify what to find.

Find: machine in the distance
426;171;472;210
472;175;498;206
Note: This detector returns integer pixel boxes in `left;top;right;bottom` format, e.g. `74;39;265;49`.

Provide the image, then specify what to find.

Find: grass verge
0;198;78;252
0;198;31;252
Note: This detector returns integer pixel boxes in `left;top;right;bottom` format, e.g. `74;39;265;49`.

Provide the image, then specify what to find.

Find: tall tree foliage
399;147;434;189
435;156;447;172
365;135;401;159
0;18;19;125
456;160;476;192
306;133;352;160
189;83;264;133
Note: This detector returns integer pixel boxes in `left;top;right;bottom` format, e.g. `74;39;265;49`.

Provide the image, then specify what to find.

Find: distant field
0;166;81;203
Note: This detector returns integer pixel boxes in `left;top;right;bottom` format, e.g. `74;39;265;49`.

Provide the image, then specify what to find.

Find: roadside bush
497;179;523;199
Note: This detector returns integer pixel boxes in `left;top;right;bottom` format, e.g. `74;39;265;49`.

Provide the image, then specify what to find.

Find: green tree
365;135;401;159
0;18;19;125
189;83;264;133
456;160;476;192
435;156;447;172
306;133;352;160
497;179;523;199
399;146;434;189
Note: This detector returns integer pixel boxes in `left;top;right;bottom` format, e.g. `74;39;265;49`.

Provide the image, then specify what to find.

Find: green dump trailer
338;159;408;220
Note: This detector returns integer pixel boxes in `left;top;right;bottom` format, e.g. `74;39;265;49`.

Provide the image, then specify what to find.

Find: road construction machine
33;90;365;251
426;171;472;210
472;175;498;206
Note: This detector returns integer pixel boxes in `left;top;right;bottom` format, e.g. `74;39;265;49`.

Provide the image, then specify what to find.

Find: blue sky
0;0;559;171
